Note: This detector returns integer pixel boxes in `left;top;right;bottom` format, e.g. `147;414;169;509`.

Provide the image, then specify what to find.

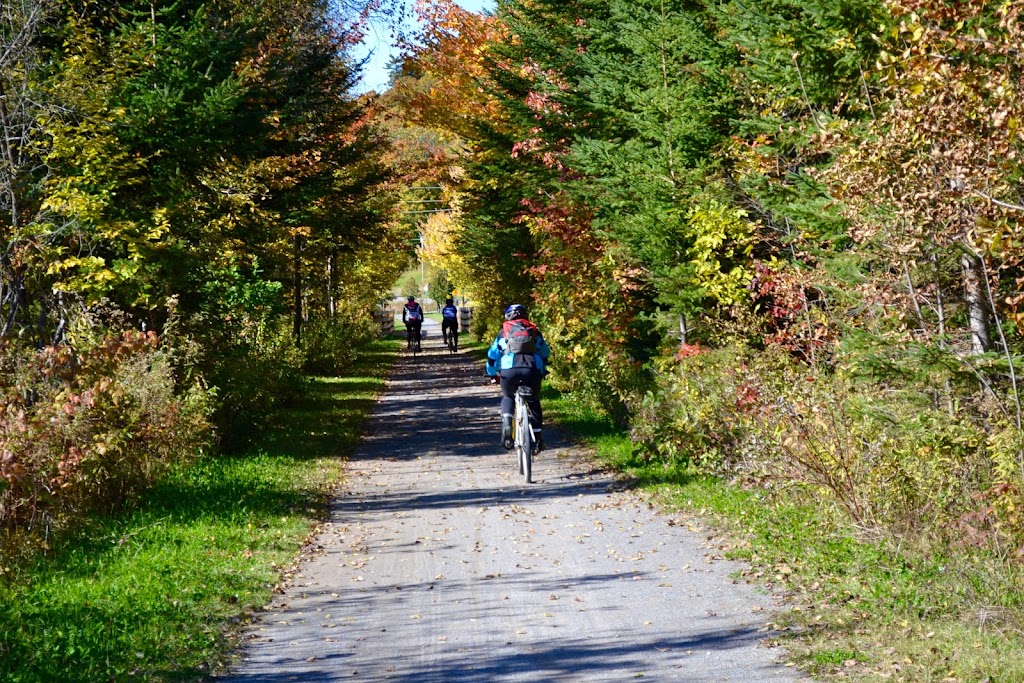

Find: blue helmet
504;304;526;321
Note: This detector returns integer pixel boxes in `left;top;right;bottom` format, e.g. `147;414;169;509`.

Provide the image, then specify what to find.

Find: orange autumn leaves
395;0;507;140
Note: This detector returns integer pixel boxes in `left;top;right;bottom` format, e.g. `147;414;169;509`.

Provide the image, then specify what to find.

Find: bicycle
512;385;535;483
406;323;422;356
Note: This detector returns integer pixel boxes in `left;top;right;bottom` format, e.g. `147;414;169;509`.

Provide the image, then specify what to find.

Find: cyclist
441;297;459;349
486;304;550;452
403;295;424;351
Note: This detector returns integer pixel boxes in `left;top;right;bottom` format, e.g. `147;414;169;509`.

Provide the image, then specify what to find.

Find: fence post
459;307;473;334
372;307;394;337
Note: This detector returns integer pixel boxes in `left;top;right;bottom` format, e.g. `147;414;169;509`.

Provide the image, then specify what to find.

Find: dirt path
222;337;806;682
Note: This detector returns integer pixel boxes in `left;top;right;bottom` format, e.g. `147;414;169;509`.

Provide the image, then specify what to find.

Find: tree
0;0;58;341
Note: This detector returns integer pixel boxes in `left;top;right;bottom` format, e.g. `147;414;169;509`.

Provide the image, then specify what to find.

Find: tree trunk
327;250;336;319
962;251;992;354
678;314;687;346
293;234;302;345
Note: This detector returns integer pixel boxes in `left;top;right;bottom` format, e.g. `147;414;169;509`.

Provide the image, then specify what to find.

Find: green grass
545;386;1024;682
459;337;489;361
0;338;400;683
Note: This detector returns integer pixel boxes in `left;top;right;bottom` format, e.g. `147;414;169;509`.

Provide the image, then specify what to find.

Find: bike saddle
516;386;534;398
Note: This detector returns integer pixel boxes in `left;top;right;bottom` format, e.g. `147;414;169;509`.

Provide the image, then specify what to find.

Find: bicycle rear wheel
515;394;532;483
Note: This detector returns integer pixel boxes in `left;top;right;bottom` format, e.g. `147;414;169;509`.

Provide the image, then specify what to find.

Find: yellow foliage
418;209;475;297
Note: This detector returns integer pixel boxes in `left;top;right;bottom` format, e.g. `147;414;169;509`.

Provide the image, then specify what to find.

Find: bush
630;345;750;470
0;331;212;558
301;314;378;375
633;343;1003;543
209;318;306;451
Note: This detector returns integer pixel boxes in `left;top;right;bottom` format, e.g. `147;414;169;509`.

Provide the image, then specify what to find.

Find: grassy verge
545;386;1024;682
0;338;400;683
459;337;489;361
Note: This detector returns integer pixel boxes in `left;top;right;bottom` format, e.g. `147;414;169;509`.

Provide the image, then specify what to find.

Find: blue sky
352;0;495;93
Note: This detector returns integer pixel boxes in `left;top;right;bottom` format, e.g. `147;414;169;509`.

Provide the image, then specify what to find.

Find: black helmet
407;295;415;302
446;297;454;306
504;304;526;321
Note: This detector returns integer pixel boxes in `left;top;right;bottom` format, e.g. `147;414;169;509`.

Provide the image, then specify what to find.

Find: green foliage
655;201;755;322
630;348;750;470
428;268;453;303
209;318;307;453
0;0;403;461
399;272;419;298
301;315;379;376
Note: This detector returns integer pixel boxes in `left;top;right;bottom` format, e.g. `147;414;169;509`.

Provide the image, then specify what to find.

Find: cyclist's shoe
533;430;543;454
501;414;513;450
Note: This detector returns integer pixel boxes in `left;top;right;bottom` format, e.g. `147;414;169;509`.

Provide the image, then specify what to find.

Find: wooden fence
372;308;394;337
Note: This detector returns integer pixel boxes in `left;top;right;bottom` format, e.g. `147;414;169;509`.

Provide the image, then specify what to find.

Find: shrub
301;314;378;375
208;318;306;451
630;345;750;470
0;331;212;558
634;343;1002;543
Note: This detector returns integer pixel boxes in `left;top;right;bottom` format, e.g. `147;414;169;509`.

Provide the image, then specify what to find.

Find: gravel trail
222;333;806;682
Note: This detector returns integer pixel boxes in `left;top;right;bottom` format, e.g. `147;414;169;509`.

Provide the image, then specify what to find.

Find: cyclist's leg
406;323;412;347
498;370;520;448
526;371;543;426
499;372;520;414
413;321;422;349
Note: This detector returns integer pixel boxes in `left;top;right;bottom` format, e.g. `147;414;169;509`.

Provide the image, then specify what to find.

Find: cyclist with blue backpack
486;304;550;452
441;297;459;349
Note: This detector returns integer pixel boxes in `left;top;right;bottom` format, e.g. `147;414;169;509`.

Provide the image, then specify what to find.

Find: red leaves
675;343;706;360
0;328;209;539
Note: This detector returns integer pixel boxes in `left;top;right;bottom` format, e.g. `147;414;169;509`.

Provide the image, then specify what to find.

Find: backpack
502;319;539;354
405;304;422;321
